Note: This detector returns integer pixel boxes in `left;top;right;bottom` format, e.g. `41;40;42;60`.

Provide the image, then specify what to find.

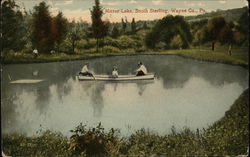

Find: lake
1;55;248;136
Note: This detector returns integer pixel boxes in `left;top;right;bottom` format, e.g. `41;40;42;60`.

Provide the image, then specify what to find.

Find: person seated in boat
79;63;93;77
136;62;147;76
112;66;118;78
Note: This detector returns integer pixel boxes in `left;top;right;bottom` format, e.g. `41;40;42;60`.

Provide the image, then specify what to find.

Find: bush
103;37;120;48
60;38;72;53
3;131;70;157
69;123;122;157
83;39;96;49
170;35;184;49
102;45;121;53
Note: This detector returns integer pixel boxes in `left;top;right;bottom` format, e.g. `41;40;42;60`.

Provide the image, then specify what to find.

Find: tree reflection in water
90;82;105;117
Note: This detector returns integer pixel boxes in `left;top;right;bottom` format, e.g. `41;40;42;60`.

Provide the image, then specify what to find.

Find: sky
16;0;248;22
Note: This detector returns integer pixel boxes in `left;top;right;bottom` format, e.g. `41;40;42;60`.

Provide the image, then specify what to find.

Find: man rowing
79;63;94;77
136;61;147;76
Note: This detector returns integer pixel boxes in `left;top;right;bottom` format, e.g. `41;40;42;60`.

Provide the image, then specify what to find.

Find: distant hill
185;7;248;23
105;7;248;32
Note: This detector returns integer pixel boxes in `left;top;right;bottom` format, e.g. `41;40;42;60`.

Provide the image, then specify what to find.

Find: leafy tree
111;25;119;38
218;25;234;55
67;21;81;54
193;27;208;48
90;0;107;52
1;0;26;52
53;12;68;52
31;2;54;53
145;15;192;49
21;10;33;52
145;30;159;49
202;16;227;51
131;18;136;34
219;24;244;56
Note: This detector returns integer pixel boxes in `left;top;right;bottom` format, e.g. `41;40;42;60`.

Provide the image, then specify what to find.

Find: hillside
185;7;248;23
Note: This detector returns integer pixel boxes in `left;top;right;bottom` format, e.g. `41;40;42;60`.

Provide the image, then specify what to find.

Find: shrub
69;123;122;157
60;38;72;53
102;45;121;53
170;35;184;49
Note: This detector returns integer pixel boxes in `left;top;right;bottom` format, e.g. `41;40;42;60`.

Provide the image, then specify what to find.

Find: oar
92;74;96;80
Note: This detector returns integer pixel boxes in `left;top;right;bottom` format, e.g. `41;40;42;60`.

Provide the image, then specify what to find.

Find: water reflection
91;83;105;117
35;86;51;114
1;55;248;136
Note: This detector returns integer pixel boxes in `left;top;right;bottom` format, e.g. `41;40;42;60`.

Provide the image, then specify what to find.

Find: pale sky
16;0;248;22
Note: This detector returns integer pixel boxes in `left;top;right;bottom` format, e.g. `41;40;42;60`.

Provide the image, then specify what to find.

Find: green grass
2;89;249;156
1;45;248;67
158;45;249;67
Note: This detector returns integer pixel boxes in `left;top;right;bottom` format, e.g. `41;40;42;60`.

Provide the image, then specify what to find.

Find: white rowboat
77;73;155;81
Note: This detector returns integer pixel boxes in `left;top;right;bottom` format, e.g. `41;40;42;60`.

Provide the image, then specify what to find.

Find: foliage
90;0;108;52
170;35;184;49
31;2;55;53
121;18;127;34
199;16;246;55
200;16;227;51
1;0;26;52
204;89;249;155
69;122;122;156
101;46;121;53
236;10;249;46
131;18;137;34
111;25;120;38
190;19;208;46
237;10;248;35
145;15;192;49
67;20;82;54
143;21;148;29
53;12;68;52
3;130;70;156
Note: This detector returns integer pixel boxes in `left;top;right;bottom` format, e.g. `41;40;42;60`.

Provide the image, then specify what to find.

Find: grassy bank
1;46;248;68
2;89;249;156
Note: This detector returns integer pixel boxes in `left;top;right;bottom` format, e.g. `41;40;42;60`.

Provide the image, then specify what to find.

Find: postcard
1;0;249;156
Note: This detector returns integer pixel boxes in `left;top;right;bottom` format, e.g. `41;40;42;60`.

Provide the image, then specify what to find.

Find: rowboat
77;73;155;81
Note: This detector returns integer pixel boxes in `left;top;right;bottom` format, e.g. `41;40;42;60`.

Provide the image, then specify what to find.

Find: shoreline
1;52;248;69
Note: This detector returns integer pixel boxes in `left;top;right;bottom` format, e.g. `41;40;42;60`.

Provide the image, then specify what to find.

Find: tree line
1;0;248;56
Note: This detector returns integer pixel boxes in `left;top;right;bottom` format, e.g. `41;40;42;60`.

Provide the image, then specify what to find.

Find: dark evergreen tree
111;25;119;38
31;2;54;53
53;12;68;52
121;18;127;34
131;18;136;34
90;0;106;52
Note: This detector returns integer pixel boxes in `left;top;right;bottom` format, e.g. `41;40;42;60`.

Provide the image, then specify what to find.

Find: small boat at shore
77;73;155;81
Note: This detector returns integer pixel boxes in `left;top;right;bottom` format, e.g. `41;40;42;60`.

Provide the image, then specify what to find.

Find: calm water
1;55;248;136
